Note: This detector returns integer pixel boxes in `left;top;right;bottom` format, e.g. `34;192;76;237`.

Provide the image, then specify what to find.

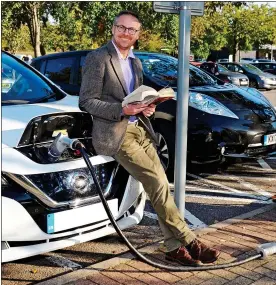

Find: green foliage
1;1;276;58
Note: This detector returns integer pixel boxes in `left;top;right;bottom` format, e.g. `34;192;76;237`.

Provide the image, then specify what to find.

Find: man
79;10;220;266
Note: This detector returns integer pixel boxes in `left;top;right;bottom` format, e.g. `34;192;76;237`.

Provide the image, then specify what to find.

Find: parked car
31;50;92;95
219;62;276;90
1;51;146;262
134;52;276;176
200;62;249;86
32;50;276;178
251;62;276;76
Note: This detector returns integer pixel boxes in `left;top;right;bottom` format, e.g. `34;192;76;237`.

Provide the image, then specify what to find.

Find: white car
1;51;146;263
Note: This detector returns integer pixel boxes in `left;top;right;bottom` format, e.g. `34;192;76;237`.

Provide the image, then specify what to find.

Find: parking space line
239;164;275;172
184;209;207;229
144;211;158;220
258;158;273;170
187;194;272;204
226;175;272;198
185;186;270;200
187;172;255;196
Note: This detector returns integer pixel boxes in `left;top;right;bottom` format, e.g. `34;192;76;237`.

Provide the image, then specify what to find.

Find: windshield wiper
32;92;57;103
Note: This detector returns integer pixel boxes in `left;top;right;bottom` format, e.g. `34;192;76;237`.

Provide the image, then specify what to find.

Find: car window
2;52;63;105
45;57;74;84
225;64;235;72
136;53;216;87
217;64;229;72
78;56;87;85
239;63;263;73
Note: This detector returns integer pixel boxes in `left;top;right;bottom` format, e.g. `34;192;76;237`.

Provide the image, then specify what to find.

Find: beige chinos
115;123;196;252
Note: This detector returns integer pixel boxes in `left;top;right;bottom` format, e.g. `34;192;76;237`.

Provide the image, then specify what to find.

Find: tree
1;1;48;57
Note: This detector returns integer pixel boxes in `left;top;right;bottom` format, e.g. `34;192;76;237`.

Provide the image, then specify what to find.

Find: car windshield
239;63;263;73
136;53;216;87
1;52;63;105
218;64;229;72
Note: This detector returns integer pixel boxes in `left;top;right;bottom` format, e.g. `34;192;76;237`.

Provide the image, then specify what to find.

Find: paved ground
33;203;276;285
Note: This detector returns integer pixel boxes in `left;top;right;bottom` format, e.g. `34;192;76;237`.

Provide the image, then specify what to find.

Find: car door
43;56;79;95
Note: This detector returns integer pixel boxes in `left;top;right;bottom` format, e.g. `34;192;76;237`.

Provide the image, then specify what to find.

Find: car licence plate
47;199;118;233
264;133;276;146
240;81;248;85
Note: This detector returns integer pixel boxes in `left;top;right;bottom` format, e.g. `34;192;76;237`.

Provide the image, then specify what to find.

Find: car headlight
189;92;239;119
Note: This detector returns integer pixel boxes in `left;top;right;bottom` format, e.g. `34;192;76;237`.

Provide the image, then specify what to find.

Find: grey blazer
79;41;156;156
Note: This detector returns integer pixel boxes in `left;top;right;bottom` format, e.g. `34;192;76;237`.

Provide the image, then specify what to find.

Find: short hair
113;10;141;26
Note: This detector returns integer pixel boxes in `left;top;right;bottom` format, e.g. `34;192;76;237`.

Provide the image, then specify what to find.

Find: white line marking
144;211;158;220
46;255;82;270
226;175;272;198
184;186;269;200
186;194;272;204
201;173;276;182
170;185;267;200
184;209;207;229
144;210;207;230
239;164;275;172
187;172;261;198
267;157;276;160
258;158;273;170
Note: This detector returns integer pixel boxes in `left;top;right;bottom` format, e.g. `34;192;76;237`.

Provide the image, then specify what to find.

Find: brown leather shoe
165;246;201;266
187;239;220;264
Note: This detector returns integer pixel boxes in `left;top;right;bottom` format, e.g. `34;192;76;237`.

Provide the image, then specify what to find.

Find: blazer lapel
131;58;140;90
107;41;128;96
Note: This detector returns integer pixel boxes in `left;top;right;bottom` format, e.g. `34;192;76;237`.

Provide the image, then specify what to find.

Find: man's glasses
114;25;140;35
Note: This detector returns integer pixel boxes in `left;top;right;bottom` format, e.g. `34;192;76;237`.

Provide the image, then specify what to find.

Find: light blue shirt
112;40;135;94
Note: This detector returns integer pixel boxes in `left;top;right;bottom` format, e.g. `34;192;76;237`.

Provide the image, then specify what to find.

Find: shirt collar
112;40;135;60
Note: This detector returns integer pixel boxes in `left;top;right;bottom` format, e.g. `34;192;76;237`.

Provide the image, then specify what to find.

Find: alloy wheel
156;132;169;171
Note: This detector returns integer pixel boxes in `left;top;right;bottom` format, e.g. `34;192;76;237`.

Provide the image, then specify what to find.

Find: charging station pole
153;2;204;219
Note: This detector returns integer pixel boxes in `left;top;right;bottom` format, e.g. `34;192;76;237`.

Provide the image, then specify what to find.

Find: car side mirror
238;69;243;73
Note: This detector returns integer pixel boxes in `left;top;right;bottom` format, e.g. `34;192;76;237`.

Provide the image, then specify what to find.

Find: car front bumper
2;190;146;263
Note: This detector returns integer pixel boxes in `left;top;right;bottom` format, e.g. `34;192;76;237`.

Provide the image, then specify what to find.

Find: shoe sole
165;256;202;267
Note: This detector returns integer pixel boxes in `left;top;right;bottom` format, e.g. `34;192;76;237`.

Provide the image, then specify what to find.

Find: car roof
32;50;93;61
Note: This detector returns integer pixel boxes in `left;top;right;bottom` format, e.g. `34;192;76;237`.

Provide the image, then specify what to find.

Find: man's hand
142;104;156;117
122;103;148;116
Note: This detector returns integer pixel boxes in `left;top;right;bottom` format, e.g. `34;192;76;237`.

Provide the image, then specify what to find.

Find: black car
32;51;276;177
251;62;276;76
219;62;276;90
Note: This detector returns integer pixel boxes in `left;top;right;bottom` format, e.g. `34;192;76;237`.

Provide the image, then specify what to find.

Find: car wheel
249;80;258;89
154;120;175;180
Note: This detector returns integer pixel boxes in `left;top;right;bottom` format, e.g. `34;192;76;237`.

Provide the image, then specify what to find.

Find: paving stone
137;273;169;285
149;271;181;283
174;276;204;285
223;276;253;285
86;273;122;285
195;276;228;285
102;270;145;285
112;263;145;278
240;259;269;271
127;260;158;272
207;269;238;280
254;266;276;280
170;271;194;279
251;277;276;285
263;260;276;271
195;271;214;280
65;279;97;285
229;267;263;281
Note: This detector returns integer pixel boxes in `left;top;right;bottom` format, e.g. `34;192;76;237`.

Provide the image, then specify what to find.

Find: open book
122;85;175;107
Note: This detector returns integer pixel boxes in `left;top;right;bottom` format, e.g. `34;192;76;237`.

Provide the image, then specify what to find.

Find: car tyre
249;80;258;89
154;120;175;181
